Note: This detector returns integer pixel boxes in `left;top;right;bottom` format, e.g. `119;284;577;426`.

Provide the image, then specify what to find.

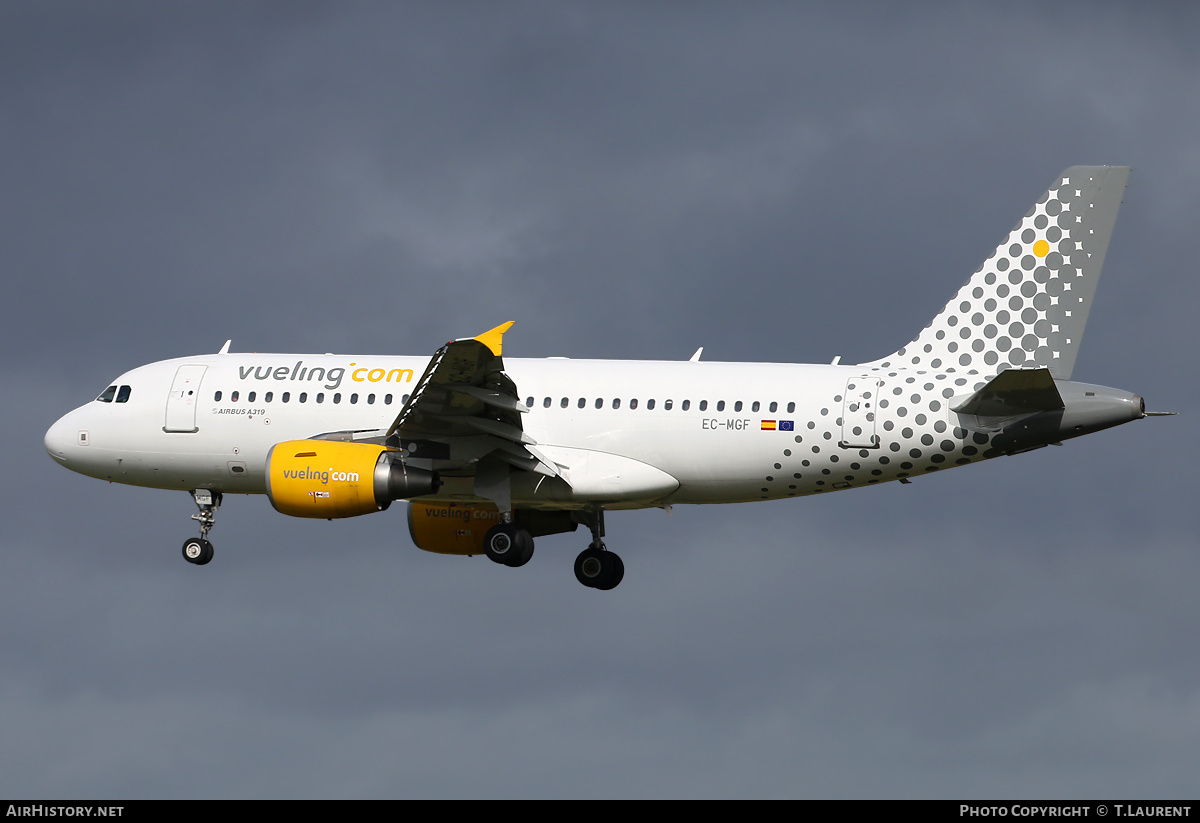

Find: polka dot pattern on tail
862;167;1130;381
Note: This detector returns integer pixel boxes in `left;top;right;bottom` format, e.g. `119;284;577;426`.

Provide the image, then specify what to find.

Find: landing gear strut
182;489;221;566
574;509;623;590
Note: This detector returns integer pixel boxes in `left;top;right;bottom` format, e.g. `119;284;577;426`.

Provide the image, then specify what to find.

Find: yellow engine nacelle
266;440;439;519
407;501;505;555
407;502;581;555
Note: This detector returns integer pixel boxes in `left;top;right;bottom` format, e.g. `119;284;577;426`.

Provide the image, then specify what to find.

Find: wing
383;322;562;484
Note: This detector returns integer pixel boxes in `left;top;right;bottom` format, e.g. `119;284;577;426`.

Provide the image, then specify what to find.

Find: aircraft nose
45;413;74;464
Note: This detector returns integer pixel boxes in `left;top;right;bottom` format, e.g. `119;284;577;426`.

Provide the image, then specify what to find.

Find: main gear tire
595;551;624;590
574;547;623;590
484;523;534;568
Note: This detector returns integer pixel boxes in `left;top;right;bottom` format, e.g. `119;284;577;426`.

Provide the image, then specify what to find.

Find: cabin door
840;376;880;448
164;365;208;433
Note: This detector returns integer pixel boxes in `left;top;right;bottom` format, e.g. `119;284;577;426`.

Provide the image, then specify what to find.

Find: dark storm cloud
3;2;1199;797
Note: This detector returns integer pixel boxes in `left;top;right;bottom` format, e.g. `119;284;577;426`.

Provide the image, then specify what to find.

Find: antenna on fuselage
218;340;231;355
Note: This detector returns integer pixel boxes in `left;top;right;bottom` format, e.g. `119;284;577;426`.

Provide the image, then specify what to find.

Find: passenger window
333;393;341;404
265;392;273;402
664;400;673;411
595;398;603;409
282;392;290;403
699;400;708;411
612;398;621;409
248;391;256;403
734;401;742;412
752;401;760;412
717;401;725;412
402;394;410;403
351;393;358;404
787;402;795;413
577;398;586;409
231;391;240;402
526;397;534;408
116;385;131;403
367;394;375;404
681;400;690;411
299;392;307;403
647;399;656;410
385;394;393;404
769;401;777;413
214;391;222;402
560;398;569;408
543;397;551;408
316;393;324;403
630;399;638;409
97;386;116;403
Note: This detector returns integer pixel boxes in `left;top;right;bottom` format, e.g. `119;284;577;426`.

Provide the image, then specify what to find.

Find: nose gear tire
182;537;214;566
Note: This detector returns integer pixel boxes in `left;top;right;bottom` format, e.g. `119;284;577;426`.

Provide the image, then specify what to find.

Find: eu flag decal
779;420;794;431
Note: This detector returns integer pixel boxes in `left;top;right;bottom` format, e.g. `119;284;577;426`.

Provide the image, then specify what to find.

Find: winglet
474;321;515;356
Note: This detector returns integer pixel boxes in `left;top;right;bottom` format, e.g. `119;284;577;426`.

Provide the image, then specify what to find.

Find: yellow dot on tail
1033;239;1049;257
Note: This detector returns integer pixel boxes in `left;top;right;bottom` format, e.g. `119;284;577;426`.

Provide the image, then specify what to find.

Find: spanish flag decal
760;420;776;431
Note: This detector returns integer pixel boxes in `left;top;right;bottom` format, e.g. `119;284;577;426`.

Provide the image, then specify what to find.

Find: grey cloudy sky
4;2;1200;798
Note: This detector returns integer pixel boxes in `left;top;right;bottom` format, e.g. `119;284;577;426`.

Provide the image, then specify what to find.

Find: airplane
45;166;1155;591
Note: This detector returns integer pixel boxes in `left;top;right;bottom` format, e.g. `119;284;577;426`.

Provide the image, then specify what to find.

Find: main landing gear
483;508;625;590
182;489;221;566
573;509;623;591
483;520;535;568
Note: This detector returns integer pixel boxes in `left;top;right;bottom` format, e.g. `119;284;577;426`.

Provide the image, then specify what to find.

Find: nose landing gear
182;489;221;566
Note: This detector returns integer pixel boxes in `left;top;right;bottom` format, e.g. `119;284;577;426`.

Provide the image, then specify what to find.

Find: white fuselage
45;352;991;509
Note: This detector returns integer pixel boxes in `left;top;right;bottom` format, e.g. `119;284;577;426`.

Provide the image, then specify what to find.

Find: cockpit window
97;386;117;403
115;385;132;403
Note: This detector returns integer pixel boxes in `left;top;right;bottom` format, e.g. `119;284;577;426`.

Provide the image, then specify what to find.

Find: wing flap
443;383;530;413
459;415;535;444
383;322;565;485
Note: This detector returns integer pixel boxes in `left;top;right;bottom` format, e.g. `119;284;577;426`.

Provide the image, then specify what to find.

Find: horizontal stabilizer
952;368;1064;417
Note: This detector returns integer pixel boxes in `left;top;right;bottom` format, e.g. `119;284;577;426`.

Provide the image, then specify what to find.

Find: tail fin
861;166;1130;379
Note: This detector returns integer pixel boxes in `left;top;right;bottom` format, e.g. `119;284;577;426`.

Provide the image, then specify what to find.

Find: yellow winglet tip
474;321;515;356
